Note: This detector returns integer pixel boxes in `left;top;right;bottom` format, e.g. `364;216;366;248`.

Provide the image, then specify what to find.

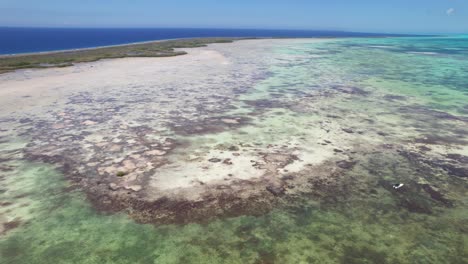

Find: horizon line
0;26;450;36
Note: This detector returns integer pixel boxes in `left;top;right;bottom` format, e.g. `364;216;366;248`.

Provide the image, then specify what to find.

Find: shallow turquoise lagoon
0;37;467;263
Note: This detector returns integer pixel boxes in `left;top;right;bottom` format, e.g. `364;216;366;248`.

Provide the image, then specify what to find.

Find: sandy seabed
0;38;467;263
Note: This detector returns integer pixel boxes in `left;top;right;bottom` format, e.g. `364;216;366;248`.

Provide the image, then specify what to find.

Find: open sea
0;27;411;55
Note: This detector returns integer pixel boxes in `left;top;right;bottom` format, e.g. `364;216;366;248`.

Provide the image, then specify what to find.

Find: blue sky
0;0;466;34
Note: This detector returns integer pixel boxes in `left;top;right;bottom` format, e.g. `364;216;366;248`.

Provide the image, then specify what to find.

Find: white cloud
446;8;455;16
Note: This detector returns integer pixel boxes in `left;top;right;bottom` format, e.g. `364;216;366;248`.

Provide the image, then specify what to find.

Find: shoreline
0;37;340;74
0;37;246;74
0;33;427;74
0;37;250;58
0;34;416;58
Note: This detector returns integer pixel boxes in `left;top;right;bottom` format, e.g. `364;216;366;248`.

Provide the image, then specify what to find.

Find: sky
0;0;467;34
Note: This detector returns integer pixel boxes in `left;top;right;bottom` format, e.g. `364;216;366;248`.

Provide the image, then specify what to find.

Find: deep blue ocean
0;27;409;55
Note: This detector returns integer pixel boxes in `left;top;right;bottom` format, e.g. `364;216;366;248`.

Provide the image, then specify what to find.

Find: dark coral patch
169;116;252;136
383;94;407;101
2;219;22;235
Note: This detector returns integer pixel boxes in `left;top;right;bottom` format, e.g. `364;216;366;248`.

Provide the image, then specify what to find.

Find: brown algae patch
1;219;22;235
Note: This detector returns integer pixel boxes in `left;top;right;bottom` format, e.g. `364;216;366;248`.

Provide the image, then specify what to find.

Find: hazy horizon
0;26;445;36
1;0;467;34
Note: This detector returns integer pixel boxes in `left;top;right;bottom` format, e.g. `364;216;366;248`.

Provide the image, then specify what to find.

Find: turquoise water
1;37;467;263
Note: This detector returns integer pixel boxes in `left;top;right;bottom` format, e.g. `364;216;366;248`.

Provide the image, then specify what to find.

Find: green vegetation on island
0;38;242;74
